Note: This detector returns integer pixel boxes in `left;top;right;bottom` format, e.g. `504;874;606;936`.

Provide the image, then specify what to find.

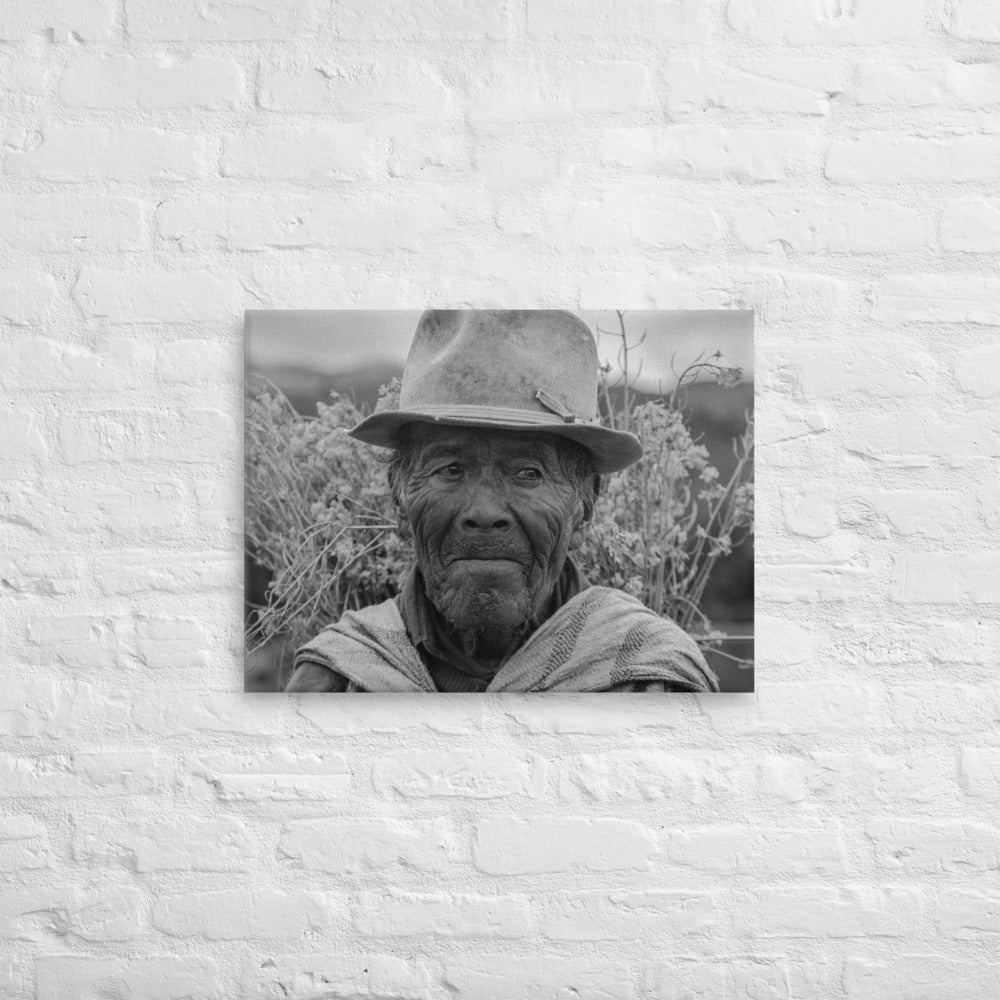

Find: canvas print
245;310;754;693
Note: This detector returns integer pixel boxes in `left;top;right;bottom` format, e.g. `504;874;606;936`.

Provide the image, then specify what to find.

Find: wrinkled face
398;426;588;655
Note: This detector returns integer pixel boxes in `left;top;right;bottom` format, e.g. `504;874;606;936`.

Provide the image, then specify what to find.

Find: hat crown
399;310;599;422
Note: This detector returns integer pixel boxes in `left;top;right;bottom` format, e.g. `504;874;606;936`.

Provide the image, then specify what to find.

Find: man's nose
460;483;512;531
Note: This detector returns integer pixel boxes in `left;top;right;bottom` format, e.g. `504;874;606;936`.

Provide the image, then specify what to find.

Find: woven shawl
292;586;719;693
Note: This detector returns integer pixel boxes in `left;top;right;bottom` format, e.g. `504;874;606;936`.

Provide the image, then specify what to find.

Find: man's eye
437;463;463;477
515;468;543;482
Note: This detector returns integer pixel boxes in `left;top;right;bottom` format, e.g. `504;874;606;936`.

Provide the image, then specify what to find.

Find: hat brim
350;410;642;474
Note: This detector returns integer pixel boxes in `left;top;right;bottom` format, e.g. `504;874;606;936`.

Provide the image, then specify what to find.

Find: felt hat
350;310;643;473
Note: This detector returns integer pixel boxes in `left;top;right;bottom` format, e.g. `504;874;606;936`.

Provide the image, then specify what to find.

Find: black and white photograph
245;309;754;693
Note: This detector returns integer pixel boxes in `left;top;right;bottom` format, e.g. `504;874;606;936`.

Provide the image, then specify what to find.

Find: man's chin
430;566;532;640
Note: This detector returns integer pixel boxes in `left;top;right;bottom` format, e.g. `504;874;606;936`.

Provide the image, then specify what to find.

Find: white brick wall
1;0;999;996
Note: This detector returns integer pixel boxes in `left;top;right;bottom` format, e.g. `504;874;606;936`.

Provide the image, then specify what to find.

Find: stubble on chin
427;561;534;656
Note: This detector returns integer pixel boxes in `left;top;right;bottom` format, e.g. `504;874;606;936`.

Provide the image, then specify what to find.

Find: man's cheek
407;489;455;560
511;500;569;567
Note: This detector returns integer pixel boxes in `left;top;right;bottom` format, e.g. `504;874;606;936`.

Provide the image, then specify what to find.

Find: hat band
401;403;598;427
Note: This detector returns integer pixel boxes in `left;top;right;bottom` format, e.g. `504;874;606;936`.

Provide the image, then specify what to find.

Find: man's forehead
407;425;561;461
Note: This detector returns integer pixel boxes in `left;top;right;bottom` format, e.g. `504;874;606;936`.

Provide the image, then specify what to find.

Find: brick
0;270;57;325
846;956;1000;1000
296;695;485;735
0;750;163;798
94;551;237;595
473;817;655;874
949;61;1000;105
0;678;125;738
735;886;922;937
374;750;543;799
961;747;1000;799
5;125;214;182
845;489;964;538
469;59;653;121
153;889;332;940
242;259;412;309
190;748;351;801
155;339;238;383
0;816;51;872
335;0;509;38
259;57;453;114
443;956;632;1000
0;196;142;252
37;957;222;1000
0;885;144;941
854;62;944;106
0;337;147;392
665;56;844;115
601;126;819;182
72;267;244;323
68;886;145;941
58;410;235;464
683;267;848;323
0;408;47;461
663;826;846;875
0;551;85;595
929;620;1000;664
937;890;1000;936
758;562;876;602
26;614;128;670
74;814;259;872
856;61;1000;107
894;551;1000;603
0;886;67;939
220;124;372;182
528;0;710;41
781;487;837;537
827;134;1000;183
954;342;1000;396
539;890;719;941
868;818;1000;871
157;193;453;251
0;50;52;96
645;959;837;999
280;817;458;872
505;698;689;736
59;480;196;541
498;183;720;250
127;0;312;40
875;273;1000;325
131;689;283;736
732;202;926;254
699;682;880;734
248;954;431;1000
556;751;748;804
134;616;208;670
0;0;111;41
728;0;924;44
943;0;1000;41
843;410;1000;465
766;338;939;399
353;890;530;937
799;753;954;807
890;685;998;732
60;54;243;109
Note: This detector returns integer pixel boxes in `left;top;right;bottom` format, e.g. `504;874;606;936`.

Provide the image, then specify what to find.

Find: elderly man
286;310;718;693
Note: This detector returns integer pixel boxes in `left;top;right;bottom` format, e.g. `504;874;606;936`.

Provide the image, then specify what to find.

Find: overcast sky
247;309;753;392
